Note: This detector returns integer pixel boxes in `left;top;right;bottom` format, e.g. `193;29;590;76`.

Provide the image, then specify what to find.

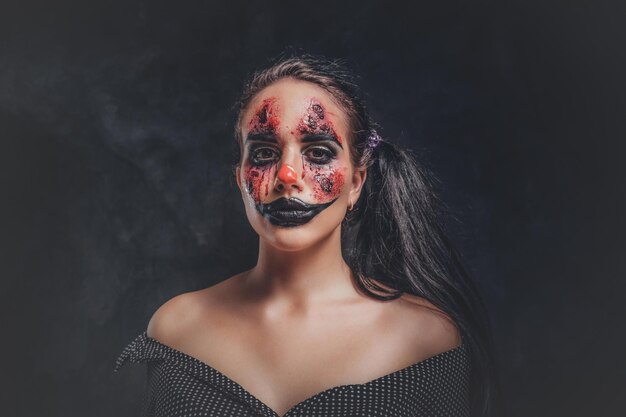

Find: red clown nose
277;164;298;184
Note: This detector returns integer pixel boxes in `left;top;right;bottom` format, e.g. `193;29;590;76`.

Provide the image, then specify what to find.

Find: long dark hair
232;53;499;417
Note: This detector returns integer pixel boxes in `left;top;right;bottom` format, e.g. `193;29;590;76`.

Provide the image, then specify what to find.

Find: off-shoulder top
115;332;470;417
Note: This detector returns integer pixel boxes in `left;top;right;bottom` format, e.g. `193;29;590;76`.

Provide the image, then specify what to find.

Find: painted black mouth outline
255;197;338;227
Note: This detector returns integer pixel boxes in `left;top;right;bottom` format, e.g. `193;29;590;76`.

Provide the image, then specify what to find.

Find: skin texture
237;82;351;241
147;78;462;417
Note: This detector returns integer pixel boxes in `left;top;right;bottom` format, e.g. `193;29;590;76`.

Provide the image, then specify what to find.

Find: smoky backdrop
1;1;624;416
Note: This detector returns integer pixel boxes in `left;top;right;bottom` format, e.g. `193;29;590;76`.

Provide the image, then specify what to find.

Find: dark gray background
1;0;624;416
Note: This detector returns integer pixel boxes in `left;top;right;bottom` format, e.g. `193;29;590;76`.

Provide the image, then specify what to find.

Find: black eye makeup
304;146;336;165
245;133;341;167
249;146;280;166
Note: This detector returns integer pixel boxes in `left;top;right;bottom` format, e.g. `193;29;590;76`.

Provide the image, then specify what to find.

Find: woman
116;54;497;417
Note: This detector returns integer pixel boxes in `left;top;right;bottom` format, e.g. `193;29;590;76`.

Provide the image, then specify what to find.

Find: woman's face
236;78;366;252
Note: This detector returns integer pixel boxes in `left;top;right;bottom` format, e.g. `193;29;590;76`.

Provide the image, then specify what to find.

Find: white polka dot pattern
115;333;470;417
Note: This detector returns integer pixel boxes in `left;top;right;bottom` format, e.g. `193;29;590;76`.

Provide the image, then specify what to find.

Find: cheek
243;164;275;204
304;162;346;202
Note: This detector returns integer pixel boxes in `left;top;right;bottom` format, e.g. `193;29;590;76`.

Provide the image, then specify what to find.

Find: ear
349;166;367;205
235;165;242;192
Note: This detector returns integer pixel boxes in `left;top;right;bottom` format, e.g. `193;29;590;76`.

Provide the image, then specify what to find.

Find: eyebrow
245;132;343;149
245;132;277;144
301;133;343;149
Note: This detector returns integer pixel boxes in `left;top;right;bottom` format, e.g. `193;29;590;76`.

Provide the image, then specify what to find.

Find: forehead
241;78;349;135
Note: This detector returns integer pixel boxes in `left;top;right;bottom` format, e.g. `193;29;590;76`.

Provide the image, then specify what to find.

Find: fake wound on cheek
296;99;343;145
244;162;344;205
244;165;274;204
308;163;345;202
243;97;280;204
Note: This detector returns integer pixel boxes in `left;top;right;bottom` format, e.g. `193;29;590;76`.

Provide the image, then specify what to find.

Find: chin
266;231;317;252
249;213;341;252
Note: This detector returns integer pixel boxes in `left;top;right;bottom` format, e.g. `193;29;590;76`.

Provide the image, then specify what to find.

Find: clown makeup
248;97;280;134
296;99;344;146
241;95;349;227
243;96;279;205
301;147;345;202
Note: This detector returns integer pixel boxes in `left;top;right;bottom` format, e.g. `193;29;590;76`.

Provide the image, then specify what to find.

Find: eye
250;147;279;166
305;146;335;165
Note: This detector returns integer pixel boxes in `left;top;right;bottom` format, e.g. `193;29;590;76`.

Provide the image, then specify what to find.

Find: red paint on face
295;99;346;202
248;97;280;133
243;97;282;205
302;159;345;202
244;164;274;204
297;99;343;145
312;168;345;200
243;96;347;209
278;164;298;184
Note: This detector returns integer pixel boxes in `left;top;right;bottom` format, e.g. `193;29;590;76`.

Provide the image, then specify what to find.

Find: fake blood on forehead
244;98;345;204
248;97;280;133
243;97;280;204
297;100;343;145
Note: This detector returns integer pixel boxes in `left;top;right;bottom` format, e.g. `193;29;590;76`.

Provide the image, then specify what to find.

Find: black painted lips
255;197;337;227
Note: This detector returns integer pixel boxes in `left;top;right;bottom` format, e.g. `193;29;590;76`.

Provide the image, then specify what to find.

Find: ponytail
236;52;500;417
343;138;499;417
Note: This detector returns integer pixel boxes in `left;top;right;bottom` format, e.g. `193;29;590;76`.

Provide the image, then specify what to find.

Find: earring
348;200;354;212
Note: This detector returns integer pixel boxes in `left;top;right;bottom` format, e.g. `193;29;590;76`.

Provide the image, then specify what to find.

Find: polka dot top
115;332;471;417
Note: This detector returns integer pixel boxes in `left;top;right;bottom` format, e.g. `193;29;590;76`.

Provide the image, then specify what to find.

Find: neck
242;225;358;312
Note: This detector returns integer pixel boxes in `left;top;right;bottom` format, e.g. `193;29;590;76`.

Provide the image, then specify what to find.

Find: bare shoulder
146;289;205;345
146;275;239;347
367;278;461;352
391;291;463;357
361;278;462;361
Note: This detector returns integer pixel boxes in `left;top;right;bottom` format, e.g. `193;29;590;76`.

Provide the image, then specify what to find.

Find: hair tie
367;130;382;149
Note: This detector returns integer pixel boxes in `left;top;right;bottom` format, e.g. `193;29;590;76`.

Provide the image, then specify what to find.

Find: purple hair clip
367;130;382;149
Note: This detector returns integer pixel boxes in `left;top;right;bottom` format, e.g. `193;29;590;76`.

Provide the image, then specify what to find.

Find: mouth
255;197;337;227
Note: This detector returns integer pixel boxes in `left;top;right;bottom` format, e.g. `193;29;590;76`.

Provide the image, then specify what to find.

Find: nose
275;159;305;193
278;164;298;184
273;145;304;193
